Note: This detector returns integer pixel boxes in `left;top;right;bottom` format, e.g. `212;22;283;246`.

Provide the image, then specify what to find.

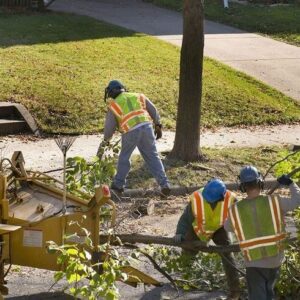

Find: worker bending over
225;165;300;300
97;80;170;196
174;179;241;300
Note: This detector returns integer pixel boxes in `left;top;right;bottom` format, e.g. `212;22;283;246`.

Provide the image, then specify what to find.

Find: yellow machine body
0;151;160;295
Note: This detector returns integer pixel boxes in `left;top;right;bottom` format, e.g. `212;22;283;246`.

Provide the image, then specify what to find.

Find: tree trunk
168;0;204;162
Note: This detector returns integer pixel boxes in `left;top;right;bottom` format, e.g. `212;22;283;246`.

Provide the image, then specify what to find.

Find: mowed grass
128;146;282;189
145;0;300;46
0;12;299;134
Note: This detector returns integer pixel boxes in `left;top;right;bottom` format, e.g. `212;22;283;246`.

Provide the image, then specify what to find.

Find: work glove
277;174;293;186
96;140;109;159
154;123;162;140
174;234;184;244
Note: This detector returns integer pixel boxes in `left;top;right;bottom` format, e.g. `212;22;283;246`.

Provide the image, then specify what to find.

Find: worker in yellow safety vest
97;80;170;196
224;165;300;300
174;179;241;300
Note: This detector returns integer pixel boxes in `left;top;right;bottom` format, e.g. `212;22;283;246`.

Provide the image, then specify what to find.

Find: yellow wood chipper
0;151;160;296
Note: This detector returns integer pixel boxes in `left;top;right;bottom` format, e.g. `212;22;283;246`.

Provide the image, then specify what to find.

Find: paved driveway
51;0;300;102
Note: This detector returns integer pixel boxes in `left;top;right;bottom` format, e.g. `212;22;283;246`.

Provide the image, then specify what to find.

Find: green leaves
66;141;119;195
67;248;79;256
50;227;126;300
144;245;228;291
273;150;300;296
54;271;64;282
274;150;300;182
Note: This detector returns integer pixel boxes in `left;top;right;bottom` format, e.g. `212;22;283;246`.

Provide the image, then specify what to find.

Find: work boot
110;183;124;194
160;186;171;197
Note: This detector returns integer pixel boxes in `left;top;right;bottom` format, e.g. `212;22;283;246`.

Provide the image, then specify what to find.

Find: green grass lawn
0;12;299;134
145;0;300;46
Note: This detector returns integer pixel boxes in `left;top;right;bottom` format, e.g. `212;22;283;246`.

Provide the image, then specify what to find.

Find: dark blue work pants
246;267;280;300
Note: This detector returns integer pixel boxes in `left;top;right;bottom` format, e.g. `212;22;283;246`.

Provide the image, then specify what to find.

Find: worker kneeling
174;179;241;300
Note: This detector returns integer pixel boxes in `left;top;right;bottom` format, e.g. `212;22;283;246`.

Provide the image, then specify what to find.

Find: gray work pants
246;267;280;300
113;123;169;189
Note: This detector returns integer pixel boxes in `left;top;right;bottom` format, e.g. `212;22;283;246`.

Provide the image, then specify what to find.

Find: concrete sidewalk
2;124;299;171
51;0;300;102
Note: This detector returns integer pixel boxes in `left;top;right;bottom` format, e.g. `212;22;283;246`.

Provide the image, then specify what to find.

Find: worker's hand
154;124;162;140
174;234;184;244
277;174;293;186
96;140;109;159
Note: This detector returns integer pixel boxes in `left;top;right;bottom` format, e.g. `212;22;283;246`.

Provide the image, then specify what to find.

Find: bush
273;149;300;297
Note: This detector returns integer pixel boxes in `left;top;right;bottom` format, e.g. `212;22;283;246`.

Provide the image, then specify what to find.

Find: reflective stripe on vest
191;189;236;240
229;195;286;262
109;102;123;119
108;93;151;133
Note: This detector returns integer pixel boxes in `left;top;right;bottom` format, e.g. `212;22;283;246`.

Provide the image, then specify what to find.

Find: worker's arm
176;202;194;236
103;110;118;141
278;182;300;213
145;98;160;125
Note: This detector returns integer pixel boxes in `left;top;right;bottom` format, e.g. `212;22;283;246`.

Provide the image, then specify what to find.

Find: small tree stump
132;198;155;216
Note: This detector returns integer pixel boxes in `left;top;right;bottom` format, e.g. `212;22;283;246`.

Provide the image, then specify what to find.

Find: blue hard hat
104;80;125;101
239;166;261;183
106;80;125;92
202;179;226;203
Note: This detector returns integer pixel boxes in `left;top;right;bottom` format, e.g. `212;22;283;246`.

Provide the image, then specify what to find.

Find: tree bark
168;0;204;162
100;233;297;254
100;233;242;253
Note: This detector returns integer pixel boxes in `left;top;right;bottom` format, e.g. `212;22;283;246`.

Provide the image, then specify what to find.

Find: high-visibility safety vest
191;189;236;241
228;195;286;262
108;92;151;133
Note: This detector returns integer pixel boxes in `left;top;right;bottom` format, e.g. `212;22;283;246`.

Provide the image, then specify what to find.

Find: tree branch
100;233;241;253
100;233;298;254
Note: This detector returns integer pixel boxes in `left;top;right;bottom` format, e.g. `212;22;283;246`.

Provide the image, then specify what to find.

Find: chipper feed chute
0;151;160;295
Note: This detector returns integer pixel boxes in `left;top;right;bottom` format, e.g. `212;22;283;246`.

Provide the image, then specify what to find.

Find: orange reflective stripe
110;102;123;117
139;94;146;109
230;204;251;261
194;192;205;235
120;110;145;127
240;233;286;249
122;123;130;132
221;191;231;224
270;196;281;234
230;205;244;241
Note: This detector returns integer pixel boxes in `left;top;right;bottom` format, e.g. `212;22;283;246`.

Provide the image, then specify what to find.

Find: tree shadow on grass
0;10;136;48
